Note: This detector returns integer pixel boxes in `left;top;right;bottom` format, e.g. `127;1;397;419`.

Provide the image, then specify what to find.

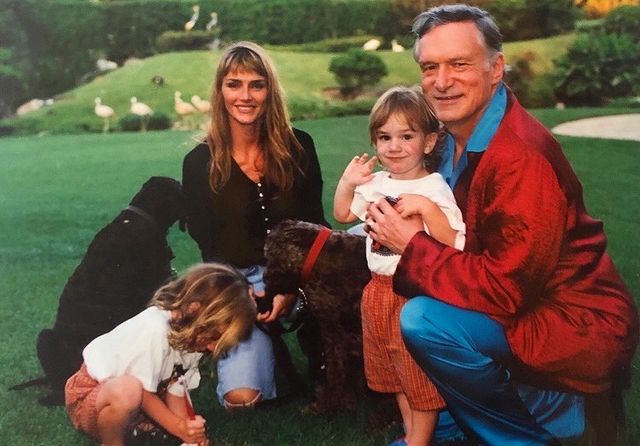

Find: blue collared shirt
438;82;507;189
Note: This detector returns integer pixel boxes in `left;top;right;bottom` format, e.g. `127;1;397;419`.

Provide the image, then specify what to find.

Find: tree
554;33;640;105
328;49;388;98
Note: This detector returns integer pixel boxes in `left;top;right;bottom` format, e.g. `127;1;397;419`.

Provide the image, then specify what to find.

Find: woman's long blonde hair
149;263;256;359
207;41;302;192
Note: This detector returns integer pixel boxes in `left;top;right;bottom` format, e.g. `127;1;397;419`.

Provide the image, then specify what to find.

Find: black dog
263;220;372;413
31;176;186;405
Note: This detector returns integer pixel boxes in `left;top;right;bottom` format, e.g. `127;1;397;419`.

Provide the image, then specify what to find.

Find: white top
83;306;202;396
351;171;466;275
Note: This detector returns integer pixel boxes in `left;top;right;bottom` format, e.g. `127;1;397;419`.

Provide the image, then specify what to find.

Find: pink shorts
362;274;446;411
65;363;102;439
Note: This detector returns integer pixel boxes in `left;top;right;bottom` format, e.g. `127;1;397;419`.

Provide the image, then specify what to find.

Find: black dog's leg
36;329;82;406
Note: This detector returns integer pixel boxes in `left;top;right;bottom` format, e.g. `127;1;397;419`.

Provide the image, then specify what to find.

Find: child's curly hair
149;263;256;359
369;86;444;173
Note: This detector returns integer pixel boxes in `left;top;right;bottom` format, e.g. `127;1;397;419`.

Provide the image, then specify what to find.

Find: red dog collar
300;227;331;282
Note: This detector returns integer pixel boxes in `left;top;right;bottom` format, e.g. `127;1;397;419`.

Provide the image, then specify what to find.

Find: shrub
554;33;640;106
602;5;640;43
524;74;557;108
118;114;142;132
119;112;172;132
329;49;388;97
156;30;221;53
147;112;172;130
0;7;30;115
505;53;535;105
487;0;577;41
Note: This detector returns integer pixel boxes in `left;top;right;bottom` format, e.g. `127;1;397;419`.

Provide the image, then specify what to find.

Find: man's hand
366;197;424;254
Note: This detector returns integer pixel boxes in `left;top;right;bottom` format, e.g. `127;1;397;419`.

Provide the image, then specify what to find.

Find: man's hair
412;4;503;60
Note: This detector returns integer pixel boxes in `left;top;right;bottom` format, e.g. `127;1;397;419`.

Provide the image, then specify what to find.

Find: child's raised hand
396;194;435;219
340;153;378;188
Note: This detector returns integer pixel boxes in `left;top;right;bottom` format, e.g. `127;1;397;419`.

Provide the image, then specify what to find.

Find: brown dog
263;219;371;413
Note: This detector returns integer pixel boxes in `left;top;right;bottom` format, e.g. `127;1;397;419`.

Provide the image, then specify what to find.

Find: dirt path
551;113;640;141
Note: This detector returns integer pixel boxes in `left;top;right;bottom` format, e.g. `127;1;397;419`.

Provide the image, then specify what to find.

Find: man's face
416;21;504;139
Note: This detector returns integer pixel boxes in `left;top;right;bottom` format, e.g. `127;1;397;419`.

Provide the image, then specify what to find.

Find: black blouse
182;128;328;267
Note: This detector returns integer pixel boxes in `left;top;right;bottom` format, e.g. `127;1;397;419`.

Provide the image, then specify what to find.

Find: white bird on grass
362;38;381;51
174;91;197;128
16;98;45;116
130;97;153;131
96;58;118;72
191;95;211;113
205;12;218;31
94;97;115;133
391;39;405;52
184;5;200;31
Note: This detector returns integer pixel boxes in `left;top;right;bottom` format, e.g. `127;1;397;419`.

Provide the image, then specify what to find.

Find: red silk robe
394;93;639;393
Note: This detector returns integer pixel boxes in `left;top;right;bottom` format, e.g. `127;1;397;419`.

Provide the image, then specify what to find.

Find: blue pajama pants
400;296;584;445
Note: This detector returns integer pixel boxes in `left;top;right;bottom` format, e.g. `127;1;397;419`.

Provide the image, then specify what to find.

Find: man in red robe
366;5;638;445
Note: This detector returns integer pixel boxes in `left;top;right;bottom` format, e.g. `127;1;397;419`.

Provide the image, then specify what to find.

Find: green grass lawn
1;109;638;445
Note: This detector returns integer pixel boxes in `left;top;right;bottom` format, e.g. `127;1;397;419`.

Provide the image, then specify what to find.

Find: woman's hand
256;293;296;323
366;197;424;254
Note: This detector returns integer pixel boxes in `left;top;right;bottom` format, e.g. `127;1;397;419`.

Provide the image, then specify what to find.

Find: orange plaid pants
362;273;446;410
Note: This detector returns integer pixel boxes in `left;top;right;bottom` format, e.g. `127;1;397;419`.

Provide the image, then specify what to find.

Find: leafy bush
156;30;220;53
505;53;535;105
213;0;396;44
119;112;172;132
147;112;172;130
523;74;557;108
118;114;141;132
602;5;640;43
554;33;640;106
389;0;578;42
487;0;577;41
288;96;377;121
0;7;30;116
329;49;388;97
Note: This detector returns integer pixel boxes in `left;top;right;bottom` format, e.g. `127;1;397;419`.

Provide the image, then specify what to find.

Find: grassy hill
2;34;575;136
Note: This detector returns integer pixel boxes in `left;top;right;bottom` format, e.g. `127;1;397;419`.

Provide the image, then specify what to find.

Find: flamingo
174;91;197;128
184;5;200;31
94;97;115;133
391;39;405;52
362;38;381;51
130;97;153;131
205;12;218;31
191;95;211;113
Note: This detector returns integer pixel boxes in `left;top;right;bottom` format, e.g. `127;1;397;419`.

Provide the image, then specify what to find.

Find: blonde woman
182;41;329;408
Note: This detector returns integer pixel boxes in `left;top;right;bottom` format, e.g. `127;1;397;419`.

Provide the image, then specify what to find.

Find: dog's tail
8;376;48;391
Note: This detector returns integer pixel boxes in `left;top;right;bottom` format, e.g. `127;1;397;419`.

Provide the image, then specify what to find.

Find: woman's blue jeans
400;296;584;446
